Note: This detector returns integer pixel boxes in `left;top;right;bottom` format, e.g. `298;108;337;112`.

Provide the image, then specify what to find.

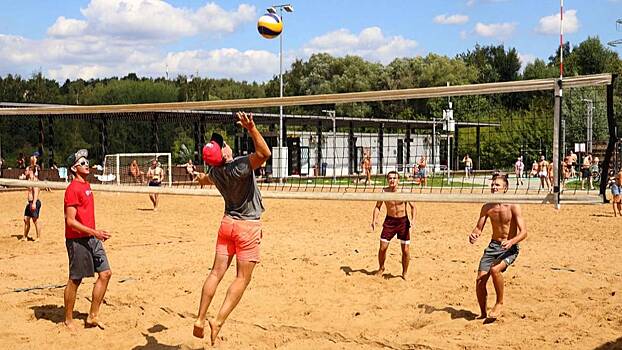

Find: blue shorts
24;200;41;218
611;184;621;196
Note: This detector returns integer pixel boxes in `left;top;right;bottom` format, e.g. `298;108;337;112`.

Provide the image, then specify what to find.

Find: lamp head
283;4;294;12
266;6;277;14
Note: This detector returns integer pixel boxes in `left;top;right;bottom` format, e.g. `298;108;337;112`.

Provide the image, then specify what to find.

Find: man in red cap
193;111;271;345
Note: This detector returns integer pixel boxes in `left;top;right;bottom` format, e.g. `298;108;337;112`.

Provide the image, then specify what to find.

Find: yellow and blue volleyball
257;13;282;39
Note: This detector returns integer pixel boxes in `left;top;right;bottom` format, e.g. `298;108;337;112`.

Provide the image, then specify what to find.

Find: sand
1;189;621;349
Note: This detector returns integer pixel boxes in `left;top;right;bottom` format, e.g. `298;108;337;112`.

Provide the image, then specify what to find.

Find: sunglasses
77;159;89;167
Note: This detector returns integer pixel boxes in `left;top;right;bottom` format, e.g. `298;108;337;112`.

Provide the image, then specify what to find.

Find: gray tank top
207;155;264;220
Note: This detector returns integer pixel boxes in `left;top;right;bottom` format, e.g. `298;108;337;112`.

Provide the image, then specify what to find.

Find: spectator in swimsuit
185;159;196;182
371;171;416;280
581;153;593;190
611;171;622;217
416;155;428;187
537;155;550;191
129;159;144;184
146;159;163;210
468;173;527;321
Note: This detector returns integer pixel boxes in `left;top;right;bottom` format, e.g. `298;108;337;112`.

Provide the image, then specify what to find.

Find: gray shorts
65;237;110;280
478;240;519;272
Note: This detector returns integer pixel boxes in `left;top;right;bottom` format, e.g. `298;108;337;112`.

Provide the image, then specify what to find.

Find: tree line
0;37;620;169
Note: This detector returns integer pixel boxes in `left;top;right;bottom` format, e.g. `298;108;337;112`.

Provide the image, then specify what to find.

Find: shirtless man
146;159;164;210
468;173;527;320
371;171;416;280
362;151;372;185
581;153;593;190
537;155;550;191
416;156;428;187
514;156;524;186
23;163;42;242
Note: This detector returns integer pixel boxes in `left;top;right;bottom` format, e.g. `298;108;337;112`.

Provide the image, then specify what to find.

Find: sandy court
0;189;621;349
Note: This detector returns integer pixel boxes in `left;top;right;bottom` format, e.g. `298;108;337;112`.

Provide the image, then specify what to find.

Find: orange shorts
215;215;262;262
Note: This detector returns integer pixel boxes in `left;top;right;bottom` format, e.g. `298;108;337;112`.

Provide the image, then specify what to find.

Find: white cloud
434;14;469;25
518;53;537;71
47;17;88;37
301;27;418;64
535;9;579;35
473;22;516;39
0;1;271;82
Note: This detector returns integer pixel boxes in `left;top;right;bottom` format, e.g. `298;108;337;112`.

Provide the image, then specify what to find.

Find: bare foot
208;319;222;346
374;268;385;277
85;316;105;329
488;303;503;319
64;320;78;333
477;313;487;320
401;274;407;281
193;321;205;339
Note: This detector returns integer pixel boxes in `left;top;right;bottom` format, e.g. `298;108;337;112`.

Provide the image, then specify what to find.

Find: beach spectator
514;156;524;186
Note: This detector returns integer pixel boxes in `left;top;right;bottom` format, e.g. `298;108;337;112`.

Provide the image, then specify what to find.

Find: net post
168;153;172;187
115;154;120;186
553;79;562;209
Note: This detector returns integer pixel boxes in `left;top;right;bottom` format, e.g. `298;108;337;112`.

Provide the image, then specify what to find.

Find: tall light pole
582;99;594;153
267;4;293;148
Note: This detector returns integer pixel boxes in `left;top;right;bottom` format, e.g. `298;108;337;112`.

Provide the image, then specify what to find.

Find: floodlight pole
269;4;294;148
582;99;594;153
323;109;336;182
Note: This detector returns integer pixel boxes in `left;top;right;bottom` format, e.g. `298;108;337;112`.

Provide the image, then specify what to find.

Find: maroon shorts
380;216;410;244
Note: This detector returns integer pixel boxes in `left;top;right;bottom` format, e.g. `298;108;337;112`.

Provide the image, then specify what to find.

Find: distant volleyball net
0;74;617;205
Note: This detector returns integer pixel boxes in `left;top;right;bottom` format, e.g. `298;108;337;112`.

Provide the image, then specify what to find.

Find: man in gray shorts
63;149;112;332
468;173;527;320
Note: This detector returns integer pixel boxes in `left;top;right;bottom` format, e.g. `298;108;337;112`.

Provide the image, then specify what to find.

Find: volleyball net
0;73;617;204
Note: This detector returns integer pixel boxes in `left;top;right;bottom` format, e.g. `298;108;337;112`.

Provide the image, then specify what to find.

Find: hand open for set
236;112;255;130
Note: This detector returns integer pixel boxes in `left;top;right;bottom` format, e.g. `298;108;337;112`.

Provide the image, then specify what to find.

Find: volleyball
257;13;282;39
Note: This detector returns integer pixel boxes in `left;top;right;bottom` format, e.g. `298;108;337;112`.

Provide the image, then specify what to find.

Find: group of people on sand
371;169;527;321
60;114;525;342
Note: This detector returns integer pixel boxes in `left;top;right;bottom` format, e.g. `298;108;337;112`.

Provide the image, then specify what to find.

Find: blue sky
0;0;620;83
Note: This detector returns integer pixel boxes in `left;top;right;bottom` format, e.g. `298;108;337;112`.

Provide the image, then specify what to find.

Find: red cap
203;141;224;167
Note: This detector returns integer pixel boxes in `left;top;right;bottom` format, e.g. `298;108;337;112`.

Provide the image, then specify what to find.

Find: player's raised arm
237;112;271;170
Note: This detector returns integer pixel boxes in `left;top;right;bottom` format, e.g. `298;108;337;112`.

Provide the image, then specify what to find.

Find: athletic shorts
380;216;410;244
612;184;621;196
148;180;161;187
581;168;591;178
215;215;262;262
538;171;547;177
65;237;110;280
24;200;41;218
478;240;519;273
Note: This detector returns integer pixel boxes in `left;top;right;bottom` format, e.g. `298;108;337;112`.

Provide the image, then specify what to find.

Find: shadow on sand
340;266;377;276
594;337;622;350
132;324;202;350
417;304;479;321
30;304;87;324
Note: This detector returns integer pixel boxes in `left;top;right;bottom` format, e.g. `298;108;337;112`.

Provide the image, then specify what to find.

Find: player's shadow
137;208;155;211
132;325;202;350
30;304;87;324
594;336;622;350
11;234;25;240
131;333;182;350
340;266;377;276
417;304;479;321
